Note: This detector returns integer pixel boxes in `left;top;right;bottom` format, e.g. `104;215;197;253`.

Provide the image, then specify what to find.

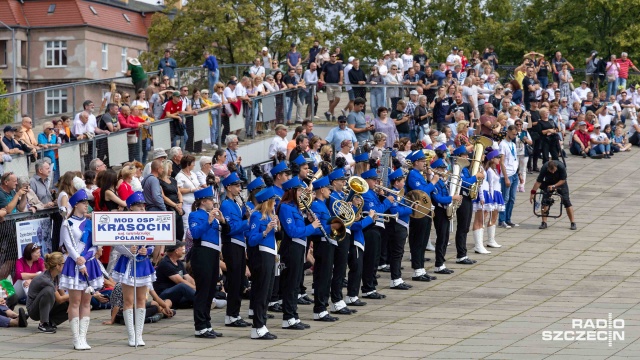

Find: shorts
542;186;572;208
326;85;342;101
347;89;355;101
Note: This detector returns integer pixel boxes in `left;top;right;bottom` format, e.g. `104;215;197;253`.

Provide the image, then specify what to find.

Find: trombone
429;167;474;192
362;212;398;222
375;185;433;218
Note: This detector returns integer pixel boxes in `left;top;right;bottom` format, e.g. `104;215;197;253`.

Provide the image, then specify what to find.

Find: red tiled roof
0;0;155;38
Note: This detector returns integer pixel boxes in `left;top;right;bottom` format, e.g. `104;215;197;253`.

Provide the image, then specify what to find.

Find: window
20;41;27;68
45;89;67;115
121;47;128;73
89;5;97;15
123;14;130;23
45;40;67;67
101;43;108;70
0;41;6;66
48;4;56;14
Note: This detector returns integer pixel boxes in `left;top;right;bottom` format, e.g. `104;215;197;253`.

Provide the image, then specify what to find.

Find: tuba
446;156;470;220
468;135;493;199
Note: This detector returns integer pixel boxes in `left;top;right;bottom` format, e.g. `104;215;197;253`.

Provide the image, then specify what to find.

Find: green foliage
0;73;18;125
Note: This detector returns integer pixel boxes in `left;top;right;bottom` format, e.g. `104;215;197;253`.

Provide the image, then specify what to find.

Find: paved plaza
2;146;640;359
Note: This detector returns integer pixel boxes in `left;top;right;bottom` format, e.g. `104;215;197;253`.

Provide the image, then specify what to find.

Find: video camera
532;189;563;219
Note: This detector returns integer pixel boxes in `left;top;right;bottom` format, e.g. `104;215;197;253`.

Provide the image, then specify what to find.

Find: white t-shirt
573;87;592;101
268;136;288;158
498;139;518;177
262;54;272;69
628;119;639;136
175;170;200;205
249;65;265;78
446;54;461;70
235;83;247;97
378;64;388;76
344;64;353;91
598;114;612;129
131;100;149;110
401;54;414;71
223;87;237;101
590;132;608;144
73;120;96;137
73;112;98;134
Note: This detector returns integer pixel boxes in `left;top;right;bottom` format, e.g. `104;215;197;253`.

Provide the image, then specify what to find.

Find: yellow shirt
140;114;154;139
202;98;215;126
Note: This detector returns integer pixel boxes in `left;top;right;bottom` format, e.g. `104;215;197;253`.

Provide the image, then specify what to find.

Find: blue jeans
285;96;293;123
210;110;219;146
172;133;188;151
619;78;627;90
370;88;384;115
589;143;611;156
607;79;618;98
159;283;195;309
398;132;410;140
208;69;219;94
538;77;548;90
499;174;519;224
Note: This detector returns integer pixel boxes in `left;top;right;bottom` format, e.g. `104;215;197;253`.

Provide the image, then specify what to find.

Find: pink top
213;163;230;177
14;257;45;282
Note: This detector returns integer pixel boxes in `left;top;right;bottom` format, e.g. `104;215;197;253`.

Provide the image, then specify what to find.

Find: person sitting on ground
13;243;45;301
153;241;196;309
0;295;27;328
612;125;632;152
26;252;70;333
103;282;174;325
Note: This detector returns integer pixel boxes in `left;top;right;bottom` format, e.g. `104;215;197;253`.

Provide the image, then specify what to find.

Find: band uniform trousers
347;242;364;298
331;233;351;304
279;238;306;322
222;242;246;319
386;221;408;281
270;231;284;305
312;237;335;314
409;216;431;270
433;207;450;268
455;195;473;259
299;241;311;297
248;246;275;329
190;244;220;332
361;226;382;294
379;228;389;267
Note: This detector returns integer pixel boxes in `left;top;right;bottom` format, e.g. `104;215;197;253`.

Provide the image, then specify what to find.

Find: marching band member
430;158;462;275
405;150;438;281
452;145;484;265
219;173;251;328
111;191;157;347
267;161;290;313
293;154;311;183
277;177;321;330
472;154;492;254
345;200;375;307
309;176;341;322
484;150;504;249
247;187;279;340
386;169;414;290
189;187;228;339
328;168;355;314
360;169;394;299
59;191;104;350
353;152;370;175
292;155;314;306
246;176;266;211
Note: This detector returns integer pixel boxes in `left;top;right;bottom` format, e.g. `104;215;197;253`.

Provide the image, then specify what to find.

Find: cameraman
529;160;576;230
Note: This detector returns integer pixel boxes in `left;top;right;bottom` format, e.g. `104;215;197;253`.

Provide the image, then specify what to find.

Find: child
612;126;632;152
485;150;503;249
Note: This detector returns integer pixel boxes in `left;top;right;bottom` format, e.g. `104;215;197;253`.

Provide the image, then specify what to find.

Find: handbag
607;74;616;82
127;133;138;144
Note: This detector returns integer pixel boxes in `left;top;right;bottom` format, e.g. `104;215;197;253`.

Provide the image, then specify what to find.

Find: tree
0;74;18;125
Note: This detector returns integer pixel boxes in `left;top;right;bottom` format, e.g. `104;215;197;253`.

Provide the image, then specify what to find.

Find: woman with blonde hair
117;164;137;202
454;120;471;151
57;171;77;215
320;144;333;162
26;252;69;332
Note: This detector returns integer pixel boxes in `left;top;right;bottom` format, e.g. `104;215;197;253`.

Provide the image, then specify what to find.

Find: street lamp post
0;20;17;122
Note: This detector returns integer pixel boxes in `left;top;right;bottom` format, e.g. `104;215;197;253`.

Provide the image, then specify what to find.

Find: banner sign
15;217;53;258
92;211;176;246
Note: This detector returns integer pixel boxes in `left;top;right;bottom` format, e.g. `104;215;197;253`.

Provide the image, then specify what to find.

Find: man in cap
268;124;289;159
530;159;576;230
325;117;358;152
320;52;344;121
430;158;462;274
142;147;168;179
2;126;23;155
446;47;461;71
570;121;592;158
286;43;302;70
452;146;483;264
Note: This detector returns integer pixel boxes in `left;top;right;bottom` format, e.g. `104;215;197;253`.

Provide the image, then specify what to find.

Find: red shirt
162;100;182;119
118;113;144;135
616;58;635;80
573;130;591;148
117;181;133;202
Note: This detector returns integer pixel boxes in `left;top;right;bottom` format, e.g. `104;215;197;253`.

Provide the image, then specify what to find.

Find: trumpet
362;212;398;222
374;184;405;198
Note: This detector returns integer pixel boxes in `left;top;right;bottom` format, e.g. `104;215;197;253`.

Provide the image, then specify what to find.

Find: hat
388;169;405;182
165;241;185;253
452;145;467;156
222;173;242;187
3;125;15;133
337;116;347;122
311;176;330;189
431;158;447;169
262;47;268;52
452;46;459;50
172;91;180;97
133;104;145;110
247;177;266;192
594;123;601;128
270;161;290;176
274;124;287;132
412;150;426;162
282;177;303;191
465;64;471;68
126;191;146;208
409;90;419;96
348;56;355;63
383;50;390;56
504;89;512;94
354;152;369;163
486;150;500;160
581;80;587;84
435;144;447;152
361;169;379;180
194;186;214;200
127;57;141;66
152;147;168;159
69;190;89;207
329;168;347;182
578;121;587;126
227;80;237;86
255;187;276;204
293;154;308;167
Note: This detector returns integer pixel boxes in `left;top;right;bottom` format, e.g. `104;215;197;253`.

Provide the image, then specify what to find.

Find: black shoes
570;222;577;230
225;319;250;327
298;294;313;305
331;307;355;315
18;308;28;328
434;268;454;274
347;298;367;306
456;258;477;265
412;274;434;281
195;329;223;338
390;283;411;290
268;303;283;312
249;313;275;319
284;323;306;330
362;292;386;299
254;332;278;340
38;322;56;334
539;222;548;229
314;314;339;322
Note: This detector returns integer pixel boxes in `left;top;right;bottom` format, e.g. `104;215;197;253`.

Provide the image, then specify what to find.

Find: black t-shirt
153;256;186;294
552;57;567;73
336;53;345;63
522;76;536;100
433;96;452;123
284;74;297;97
414;54;428;71
447;102;473;121
420;74;437;97
537;62;549;78
537;119;555;142
584;102;600;114
100;112;118;131
537;160;567;187
390;109;410;134
529;110;541;138
322;62;343;84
